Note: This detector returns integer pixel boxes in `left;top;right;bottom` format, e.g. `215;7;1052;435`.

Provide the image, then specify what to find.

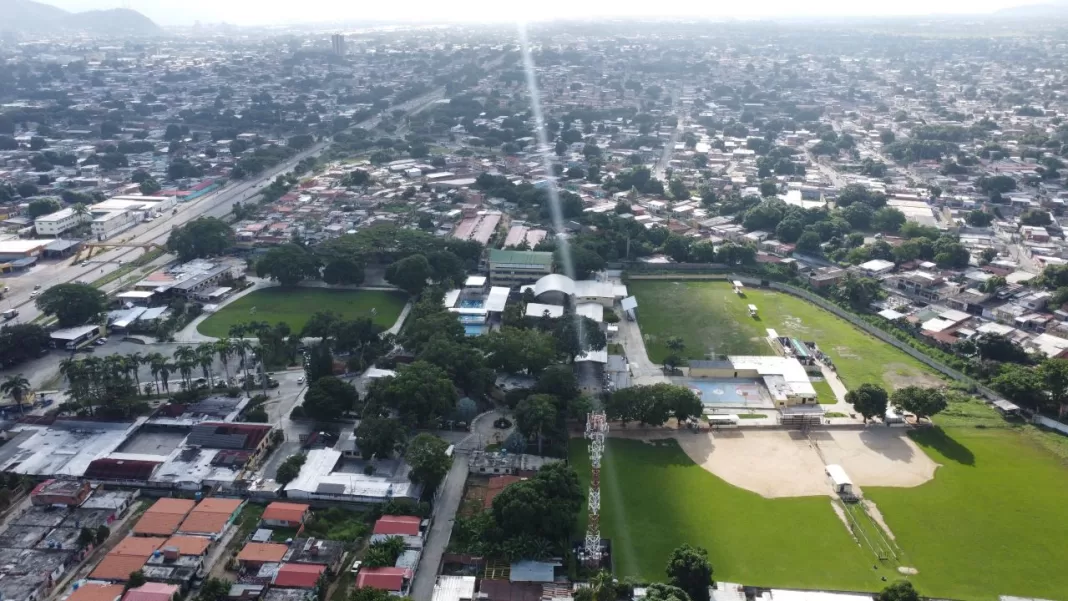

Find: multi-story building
35;208;90;236
487;249;553;288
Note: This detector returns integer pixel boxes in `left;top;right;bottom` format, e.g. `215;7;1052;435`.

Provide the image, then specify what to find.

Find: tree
139;178;161;195
351;587;400;601
876;581;920;601
966;210;993;227
491;462;583;546
95;524;110;544
275;453;307;486
378;361;458;426
515;394;558;455
0;375;31;413
644;584;691;601
355;417;408;460
666;545;713;601
872;207;906;233
257;243;321;287
890;386;947;422
303;376;358;421
27;198;60;219
167;217;234;261
36;283;107;327
992;363;1046;411
795;231;822;254
385;254;432;296
17;182;39;198
125;570;147;590
322;257;366;286
845;383;889;423
1039;358;1068;418
405;433;452;490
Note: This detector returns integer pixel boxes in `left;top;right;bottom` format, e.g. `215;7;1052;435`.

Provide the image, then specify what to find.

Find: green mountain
0;0;161;34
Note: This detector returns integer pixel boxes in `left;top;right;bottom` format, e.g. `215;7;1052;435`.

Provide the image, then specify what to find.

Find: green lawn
629;280;938;391
568;438;883;592
812;379;837;404
198;288;407;337
866;424;1068;601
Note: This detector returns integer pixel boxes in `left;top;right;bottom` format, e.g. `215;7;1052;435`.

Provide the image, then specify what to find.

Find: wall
1033;415;1068;436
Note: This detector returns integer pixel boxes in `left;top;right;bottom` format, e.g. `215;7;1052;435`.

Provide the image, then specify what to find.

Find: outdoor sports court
685;377;773;408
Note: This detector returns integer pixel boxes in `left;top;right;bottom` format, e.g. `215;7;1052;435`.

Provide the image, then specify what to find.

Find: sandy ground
628;427;938;499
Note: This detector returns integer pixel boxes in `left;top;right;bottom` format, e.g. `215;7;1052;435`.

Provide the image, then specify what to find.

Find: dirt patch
614;427;938;498
830;500;855;540
882;363;944;390
863;500;897;541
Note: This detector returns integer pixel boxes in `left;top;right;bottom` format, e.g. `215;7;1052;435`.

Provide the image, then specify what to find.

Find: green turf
629;280;939;391
866;425;1068;601
568;438;883;591
812;379;838;404
197;288;407;337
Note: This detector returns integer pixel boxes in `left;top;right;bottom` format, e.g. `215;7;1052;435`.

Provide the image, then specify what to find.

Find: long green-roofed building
487;249;553;287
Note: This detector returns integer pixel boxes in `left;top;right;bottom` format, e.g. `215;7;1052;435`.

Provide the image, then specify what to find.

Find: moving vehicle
29;291;39;298
94;337;108;346
2;309;18;320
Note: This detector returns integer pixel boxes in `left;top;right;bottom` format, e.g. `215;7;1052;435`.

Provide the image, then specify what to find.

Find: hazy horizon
36;0;1052;27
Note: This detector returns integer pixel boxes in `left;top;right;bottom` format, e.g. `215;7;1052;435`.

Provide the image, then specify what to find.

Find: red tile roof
66;583;125;601
237;543;288;563
274;563;326;588
355;567;411;592
90;554;149;581
262;502;310;523
372;515;420;537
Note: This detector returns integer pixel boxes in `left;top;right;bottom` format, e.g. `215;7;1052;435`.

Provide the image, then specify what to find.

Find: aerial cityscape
3;2;1068;601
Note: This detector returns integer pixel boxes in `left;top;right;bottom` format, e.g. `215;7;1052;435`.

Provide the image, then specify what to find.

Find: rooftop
372;515;421;537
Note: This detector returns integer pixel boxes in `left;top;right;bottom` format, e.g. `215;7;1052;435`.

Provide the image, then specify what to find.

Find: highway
1;88;446;325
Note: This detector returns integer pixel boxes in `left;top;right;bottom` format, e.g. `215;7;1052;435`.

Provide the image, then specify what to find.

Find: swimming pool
464;324;486;336
459;299;484;309
685;378;767;406
459;315;485;324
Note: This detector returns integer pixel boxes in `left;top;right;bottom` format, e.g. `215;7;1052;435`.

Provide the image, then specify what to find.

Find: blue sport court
685;378;767;406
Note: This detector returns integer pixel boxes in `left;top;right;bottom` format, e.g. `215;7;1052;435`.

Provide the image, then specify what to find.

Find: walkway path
409;453;469;601
818;365;862;422
616;310;668;386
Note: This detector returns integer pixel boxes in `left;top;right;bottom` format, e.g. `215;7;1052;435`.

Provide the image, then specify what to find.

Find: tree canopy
166;217;234;261
36;283;107;327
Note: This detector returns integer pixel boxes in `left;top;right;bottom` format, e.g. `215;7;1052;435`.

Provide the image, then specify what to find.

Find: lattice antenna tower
583;410;608;565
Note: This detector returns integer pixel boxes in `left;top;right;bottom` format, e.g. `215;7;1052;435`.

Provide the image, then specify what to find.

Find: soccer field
866;425;1068;601
569;437;882;591
628;279;939;391
197;288;407;337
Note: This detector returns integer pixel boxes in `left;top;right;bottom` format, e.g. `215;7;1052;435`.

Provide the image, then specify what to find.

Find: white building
91;209;138;239
35;208;90;236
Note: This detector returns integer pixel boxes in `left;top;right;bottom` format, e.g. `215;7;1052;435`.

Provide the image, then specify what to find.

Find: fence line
1033;415;1068;436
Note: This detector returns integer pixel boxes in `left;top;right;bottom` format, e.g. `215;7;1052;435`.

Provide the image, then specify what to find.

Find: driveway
409;452;469;601
616;312;668;386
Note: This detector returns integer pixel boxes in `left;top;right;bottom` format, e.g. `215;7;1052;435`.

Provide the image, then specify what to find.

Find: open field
866;425;1068;601
569;437;883;591
629;280;939;391
197;288;407;337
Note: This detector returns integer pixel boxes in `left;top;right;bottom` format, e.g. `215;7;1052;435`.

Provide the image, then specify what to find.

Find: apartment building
487;249;553;288
35;208;90;236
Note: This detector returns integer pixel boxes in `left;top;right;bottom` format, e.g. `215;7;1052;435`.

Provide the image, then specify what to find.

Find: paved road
409;453;469;601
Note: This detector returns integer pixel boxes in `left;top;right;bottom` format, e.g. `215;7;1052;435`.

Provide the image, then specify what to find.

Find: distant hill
0;0;161;34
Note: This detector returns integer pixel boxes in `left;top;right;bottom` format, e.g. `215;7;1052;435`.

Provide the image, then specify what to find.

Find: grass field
197;288;407;337
569;438;884;592
629;280;938;391
866;423;1068;601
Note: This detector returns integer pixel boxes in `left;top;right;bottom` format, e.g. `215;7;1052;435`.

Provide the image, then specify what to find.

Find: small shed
825;464;854;496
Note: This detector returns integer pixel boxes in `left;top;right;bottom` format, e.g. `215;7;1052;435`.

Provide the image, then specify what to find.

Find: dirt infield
631;427;939;498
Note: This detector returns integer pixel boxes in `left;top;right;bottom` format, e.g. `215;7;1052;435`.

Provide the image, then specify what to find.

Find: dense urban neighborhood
4;6;1068;601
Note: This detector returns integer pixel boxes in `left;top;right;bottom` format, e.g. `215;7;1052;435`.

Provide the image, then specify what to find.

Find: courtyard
197;288;407;338
628;279;941;391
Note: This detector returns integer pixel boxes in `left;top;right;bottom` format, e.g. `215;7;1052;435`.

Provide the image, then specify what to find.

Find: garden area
628;280;940;391
197;288;407;338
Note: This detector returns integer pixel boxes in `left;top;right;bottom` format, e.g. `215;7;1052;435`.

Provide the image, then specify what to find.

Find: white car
297;376;306;384
29;291;39;298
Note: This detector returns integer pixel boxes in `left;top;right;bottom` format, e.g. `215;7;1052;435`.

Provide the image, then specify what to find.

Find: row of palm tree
58;338;269;415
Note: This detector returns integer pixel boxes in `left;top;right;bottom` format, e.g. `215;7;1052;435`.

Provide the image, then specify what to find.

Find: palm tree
233;339;254;394
146;353;165;395
172;347;197;389
195;342;216;383
228;324;248;339
158;361;173;393
215;339;233;381
1;374;31;413
128;352;145;397
72;203;90;221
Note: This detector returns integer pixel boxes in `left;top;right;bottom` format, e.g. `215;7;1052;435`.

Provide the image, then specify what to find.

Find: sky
42;0;1042;26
